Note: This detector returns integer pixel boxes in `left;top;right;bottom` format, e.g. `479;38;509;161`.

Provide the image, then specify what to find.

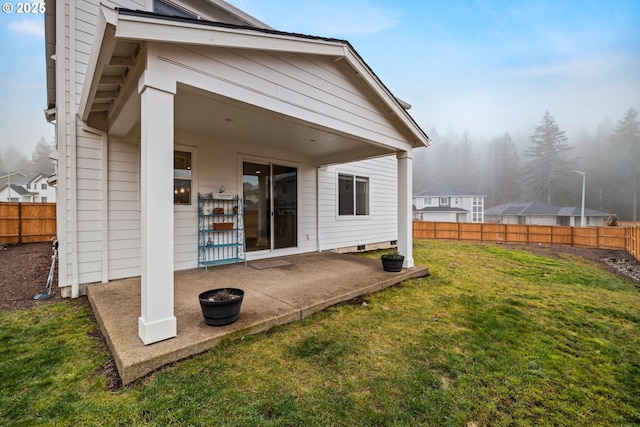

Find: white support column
138;72;177;345
397;150;414;268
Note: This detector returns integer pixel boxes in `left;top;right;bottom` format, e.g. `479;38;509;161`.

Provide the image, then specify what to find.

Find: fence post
18;202;22;244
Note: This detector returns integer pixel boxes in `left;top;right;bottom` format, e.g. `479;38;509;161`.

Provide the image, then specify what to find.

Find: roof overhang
79;6;430;151
44;0;56;120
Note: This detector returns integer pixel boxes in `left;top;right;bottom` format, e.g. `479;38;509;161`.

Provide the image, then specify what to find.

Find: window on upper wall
41;197;47;203
174;150;192;205
440;197;449;205
154;0;197;19
472;196;483;222
41;183;47;190
338;174;369;216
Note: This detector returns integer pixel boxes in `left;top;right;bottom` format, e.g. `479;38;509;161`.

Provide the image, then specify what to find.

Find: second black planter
381;255;405;272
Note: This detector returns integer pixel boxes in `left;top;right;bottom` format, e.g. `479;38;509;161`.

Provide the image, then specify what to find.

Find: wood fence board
413;221;639;263
0;202;57;243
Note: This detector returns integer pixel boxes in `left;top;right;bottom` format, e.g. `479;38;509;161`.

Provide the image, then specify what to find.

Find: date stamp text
2;3;46;13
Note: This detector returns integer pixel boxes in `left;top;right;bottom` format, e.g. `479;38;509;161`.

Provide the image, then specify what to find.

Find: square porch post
138;73;177;345
397;150;414;268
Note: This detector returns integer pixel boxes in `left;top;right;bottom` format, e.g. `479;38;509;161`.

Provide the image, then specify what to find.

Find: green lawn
1;240;639;426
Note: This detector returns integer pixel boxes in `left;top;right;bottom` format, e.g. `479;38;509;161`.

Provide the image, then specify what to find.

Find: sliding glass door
243;161;297;252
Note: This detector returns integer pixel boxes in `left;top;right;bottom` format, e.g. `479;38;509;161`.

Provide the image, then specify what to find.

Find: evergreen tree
522;111;575;204
610;108;640;221
488;133;521;205
30;138;55;175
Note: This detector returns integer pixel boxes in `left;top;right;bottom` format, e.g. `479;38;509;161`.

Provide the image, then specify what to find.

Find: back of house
45;0;428;344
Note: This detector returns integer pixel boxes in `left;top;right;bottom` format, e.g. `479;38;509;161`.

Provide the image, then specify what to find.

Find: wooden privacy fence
413;221;640;262
0;202;56;243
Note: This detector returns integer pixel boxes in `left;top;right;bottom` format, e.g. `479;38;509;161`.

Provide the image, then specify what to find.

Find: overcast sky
0;0;638;159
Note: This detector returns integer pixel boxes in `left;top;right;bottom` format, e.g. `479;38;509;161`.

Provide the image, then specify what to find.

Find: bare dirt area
502;243;640;284
0;241;61;312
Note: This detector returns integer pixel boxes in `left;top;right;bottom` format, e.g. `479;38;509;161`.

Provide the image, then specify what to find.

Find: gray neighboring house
0;173;56;202
413;187;485;223
485;201;612;227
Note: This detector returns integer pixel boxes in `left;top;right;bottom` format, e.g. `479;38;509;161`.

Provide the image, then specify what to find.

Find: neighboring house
0;171;27;189
44;0;430;344
485;201;612;227
413;187;485;223
0;184;37;202
0;173;56;202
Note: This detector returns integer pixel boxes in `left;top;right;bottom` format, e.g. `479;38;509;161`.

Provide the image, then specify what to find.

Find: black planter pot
381;256;405;272
199;288;244;326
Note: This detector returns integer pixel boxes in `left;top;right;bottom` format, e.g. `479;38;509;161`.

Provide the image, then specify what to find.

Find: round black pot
199;288;244;326
381;256;404;272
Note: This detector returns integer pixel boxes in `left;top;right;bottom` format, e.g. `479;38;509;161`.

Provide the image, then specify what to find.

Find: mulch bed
0;241;61;312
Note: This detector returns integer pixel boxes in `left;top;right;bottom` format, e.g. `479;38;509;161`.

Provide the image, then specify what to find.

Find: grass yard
1;240;639;426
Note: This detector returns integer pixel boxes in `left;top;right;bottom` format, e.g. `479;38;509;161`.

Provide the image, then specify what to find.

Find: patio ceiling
85;37;399;165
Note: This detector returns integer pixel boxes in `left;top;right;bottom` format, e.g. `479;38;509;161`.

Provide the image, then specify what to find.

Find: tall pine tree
523;111;575;204
610;108;640;221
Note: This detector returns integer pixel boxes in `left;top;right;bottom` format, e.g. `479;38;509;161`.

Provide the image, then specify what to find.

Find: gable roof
78;5;429;149
485;201;611;217
1;184;38;196
415;187;485;197
413;206;468;213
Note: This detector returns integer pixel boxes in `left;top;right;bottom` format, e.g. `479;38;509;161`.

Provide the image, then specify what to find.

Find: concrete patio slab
87;252;429;385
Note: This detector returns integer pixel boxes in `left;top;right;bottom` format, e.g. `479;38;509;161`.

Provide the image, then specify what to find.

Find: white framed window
41;197;47;203
440;197;449;205
423;197;432;205
41;183;47;190
472;197;484;222
338;173;369;216
174;150;192;205
154;0;197;18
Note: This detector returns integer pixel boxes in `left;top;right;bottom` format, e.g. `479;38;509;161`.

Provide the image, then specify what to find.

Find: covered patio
70;5;431;351
88;251;429;385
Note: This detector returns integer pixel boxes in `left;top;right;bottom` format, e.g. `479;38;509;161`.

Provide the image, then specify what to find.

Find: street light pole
571;170;586;227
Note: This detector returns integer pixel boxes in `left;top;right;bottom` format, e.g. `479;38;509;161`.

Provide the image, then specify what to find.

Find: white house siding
75;130;105;284
55;0;145;290
177;132;319;265
107;139;141;280
160;44;410;149
102;130;321;281
318;156;397;250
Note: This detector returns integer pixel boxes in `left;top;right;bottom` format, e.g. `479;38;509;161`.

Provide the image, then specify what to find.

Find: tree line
414;107;640;221
0;138;55;176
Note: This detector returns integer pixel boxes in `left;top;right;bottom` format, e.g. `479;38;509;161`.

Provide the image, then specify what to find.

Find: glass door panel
243;162;271;252
273;165;297;249
243;161;298;252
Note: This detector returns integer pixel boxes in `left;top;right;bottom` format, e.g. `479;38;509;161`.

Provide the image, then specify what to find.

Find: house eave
79;6;429;149
78;5;119;126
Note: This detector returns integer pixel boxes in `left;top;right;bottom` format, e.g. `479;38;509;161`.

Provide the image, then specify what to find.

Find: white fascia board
78;5;119;123
115;15;345;57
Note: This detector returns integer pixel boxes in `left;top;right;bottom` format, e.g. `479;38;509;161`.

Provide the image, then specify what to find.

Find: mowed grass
1;240;639;426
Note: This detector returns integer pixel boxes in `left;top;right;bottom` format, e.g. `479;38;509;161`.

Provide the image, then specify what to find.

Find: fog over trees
414;107;640;221
2;109;638;222
0;137;55;176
